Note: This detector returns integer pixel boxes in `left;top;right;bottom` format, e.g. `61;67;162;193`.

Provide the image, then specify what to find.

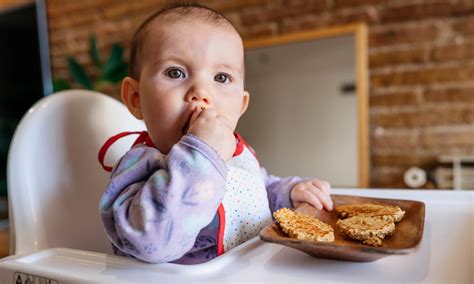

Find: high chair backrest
7;90;145;255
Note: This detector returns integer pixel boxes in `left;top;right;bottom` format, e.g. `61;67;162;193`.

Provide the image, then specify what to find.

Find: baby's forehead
144;18;244;60
146;14;240;44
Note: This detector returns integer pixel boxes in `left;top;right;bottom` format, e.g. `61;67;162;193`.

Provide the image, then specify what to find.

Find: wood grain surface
260;194;425;262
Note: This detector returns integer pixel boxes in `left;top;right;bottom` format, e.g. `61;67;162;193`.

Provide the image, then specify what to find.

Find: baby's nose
186;84;211;105
191;94;209;104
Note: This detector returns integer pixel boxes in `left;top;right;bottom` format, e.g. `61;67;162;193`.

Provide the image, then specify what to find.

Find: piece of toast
336;203;405;223
273;208;335;242
336;216;396;247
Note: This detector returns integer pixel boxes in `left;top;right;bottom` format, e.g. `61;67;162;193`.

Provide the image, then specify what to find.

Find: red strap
232;132;244;157
217;203;226;255
98;131;148;172
233;132;259;162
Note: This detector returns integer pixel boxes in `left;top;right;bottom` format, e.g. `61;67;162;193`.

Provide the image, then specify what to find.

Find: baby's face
137;19;248;153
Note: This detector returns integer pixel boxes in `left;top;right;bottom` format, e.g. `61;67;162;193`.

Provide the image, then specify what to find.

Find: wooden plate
260;194;425;262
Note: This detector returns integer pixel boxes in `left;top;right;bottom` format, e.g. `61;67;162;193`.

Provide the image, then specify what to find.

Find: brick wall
45;0;474;188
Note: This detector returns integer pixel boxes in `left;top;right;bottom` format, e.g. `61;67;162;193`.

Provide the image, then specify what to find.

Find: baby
99;3;333;265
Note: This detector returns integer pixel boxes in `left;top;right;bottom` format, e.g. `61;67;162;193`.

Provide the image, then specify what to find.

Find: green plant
67;35;128;90
52;78;71;92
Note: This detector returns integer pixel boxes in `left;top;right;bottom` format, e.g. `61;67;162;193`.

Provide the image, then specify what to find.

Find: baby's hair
129;2;239;79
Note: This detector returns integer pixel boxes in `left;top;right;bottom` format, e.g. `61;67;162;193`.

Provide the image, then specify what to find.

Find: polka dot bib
221;145;272;252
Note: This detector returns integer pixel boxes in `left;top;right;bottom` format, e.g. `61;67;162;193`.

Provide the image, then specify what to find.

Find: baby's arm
261;168;333;212
99;135;227;263
261;167;304;212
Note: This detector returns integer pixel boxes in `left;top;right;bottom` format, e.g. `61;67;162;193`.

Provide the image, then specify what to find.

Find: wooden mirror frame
244;23;369;188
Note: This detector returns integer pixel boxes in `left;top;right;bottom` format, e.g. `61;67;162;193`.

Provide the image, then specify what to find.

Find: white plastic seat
1;89;261;283
6;90;145;255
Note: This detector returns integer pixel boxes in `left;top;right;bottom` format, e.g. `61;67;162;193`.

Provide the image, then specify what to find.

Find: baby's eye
165;68;186;79
214;73;230;83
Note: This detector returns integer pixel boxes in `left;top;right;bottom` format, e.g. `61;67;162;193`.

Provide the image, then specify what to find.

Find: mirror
238;23;368;188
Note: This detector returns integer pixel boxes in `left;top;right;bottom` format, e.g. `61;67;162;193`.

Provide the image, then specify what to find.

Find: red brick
240;1;326;26
370;47;430;68
74;53;91;65
48;11;101;29
203;0;267;12
240;22;279;38
46;0;96;18
380;2;473;23
371;66;474;87
370;91;421;107
330;6;379;26
223;12;243;30
283;0;317;7
369;24;440;47
370;167;406;188
432;42;474;62
424;145;474;156
50;41;89;57
50;56;70;70
281;7;377;33
371;129;420;150
96;82;121;100
424;87;474;104
371;112;413;128
280;13;330;33
100;20;134;37
420;126;474;147
102;2;133;20
126;0;166;17
49;28;90;45
371;105;474;128
372;152;437;168
334;0;381;9
452;15;474;35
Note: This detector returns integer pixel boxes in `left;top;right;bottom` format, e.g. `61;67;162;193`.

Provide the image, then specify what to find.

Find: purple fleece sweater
99;134;304;264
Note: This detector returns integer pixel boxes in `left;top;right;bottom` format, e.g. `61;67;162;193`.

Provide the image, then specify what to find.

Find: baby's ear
121;77;143;119
240;90;250;116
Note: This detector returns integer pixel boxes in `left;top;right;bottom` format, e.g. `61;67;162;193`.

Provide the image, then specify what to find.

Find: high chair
6;90;145;257
0;90;261;283
1;90;467;283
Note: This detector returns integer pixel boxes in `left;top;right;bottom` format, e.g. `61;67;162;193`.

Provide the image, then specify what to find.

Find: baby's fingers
308;186;333;211
311;179;331;195
292;184;322;210
189;108;202;127
301;189;324;210
310;181;333;210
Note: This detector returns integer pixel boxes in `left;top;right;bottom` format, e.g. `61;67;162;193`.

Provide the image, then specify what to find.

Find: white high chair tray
0;189;472;283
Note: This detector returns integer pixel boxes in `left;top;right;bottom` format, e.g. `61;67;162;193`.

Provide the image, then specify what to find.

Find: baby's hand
290;179;333;211
187;107;235;161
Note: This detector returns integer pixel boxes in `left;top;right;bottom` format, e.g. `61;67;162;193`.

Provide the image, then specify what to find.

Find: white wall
238;35;357;187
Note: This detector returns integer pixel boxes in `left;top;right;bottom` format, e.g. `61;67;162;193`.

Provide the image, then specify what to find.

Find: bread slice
336;203;405;223
336;216;396;247
273;208;335;242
